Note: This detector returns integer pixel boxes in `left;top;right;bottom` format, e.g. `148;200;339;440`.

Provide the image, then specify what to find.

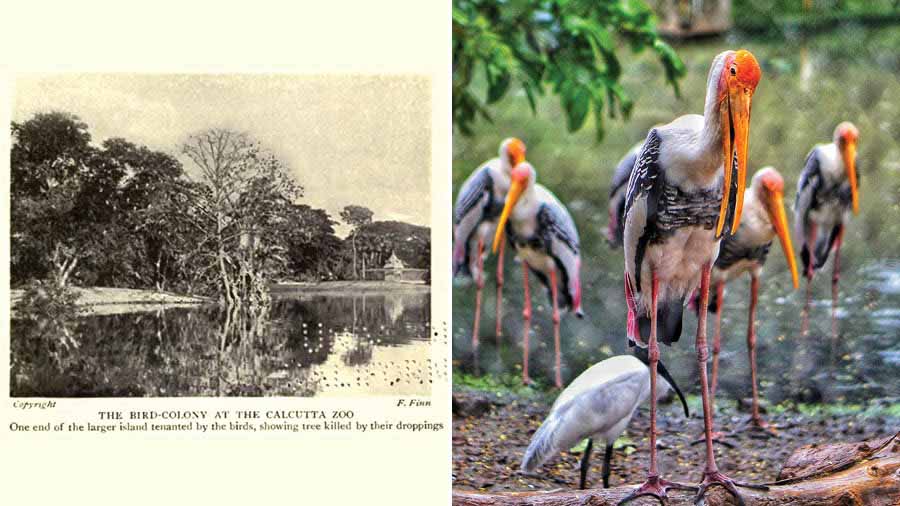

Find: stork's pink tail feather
624;271;641;345
573;258;583;316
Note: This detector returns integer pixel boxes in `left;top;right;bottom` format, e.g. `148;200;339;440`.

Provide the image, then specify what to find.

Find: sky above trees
13;73;432;236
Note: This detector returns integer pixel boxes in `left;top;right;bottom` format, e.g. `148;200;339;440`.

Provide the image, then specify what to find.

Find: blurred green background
452;2;900;407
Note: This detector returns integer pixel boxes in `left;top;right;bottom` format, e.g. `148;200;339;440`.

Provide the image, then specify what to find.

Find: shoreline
271;280;431;296
10;286;211;317
10;281;430;316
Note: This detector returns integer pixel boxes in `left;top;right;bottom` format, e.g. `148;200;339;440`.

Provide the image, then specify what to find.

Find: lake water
452;27;900;405
10;289;432;397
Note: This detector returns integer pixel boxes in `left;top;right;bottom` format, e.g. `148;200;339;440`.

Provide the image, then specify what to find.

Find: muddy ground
452;389;898;493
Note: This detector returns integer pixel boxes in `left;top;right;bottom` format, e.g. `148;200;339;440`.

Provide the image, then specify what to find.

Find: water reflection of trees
10;293;430;397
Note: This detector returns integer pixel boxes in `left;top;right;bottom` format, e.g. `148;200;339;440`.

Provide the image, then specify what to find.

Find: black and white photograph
9;74;433;397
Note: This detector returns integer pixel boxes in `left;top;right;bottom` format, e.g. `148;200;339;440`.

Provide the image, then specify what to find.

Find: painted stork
620;49;766;506
793;122;860;335
702;167;800;435
607;142;643;247
492;161;584;388
453;138;527;368
521;352;689;490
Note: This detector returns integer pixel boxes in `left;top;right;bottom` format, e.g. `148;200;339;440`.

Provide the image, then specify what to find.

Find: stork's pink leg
550;269;562;389
472;238;484;374
648;274;660;477
617;273;695;506
801;279;811;337
691;279;731;447
695;263;768;505
831;226;844;341
711;280;724;399
521;262;532;385
495;238;505;344
802;223;817;337
747;273;777;436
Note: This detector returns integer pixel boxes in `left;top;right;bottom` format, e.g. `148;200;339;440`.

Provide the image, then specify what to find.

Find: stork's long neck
510;179;541;227
739;190;776;245
490;158;513;193
698;80;725;176
689;54;729;181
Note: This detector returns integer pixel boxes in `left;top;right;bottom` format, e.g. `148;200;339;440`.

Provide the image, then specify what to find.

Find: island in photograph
9;74;433;398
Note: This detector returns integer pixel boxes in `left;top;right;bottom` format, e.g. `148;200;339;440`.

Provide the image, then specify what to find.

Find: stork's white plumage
620;49;765;506
522;354;689;489
793;122;860;335
453;138;527;367
492;161;583;388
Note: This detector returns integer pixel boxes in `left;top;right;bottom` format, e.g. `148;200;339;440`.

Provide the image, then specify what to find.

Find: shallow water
11;291;432;397
452;27;900;404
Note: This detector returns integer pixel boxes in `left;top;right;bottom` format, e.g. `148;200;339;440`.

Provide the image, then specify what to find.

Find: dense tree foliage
341;204;375;278
10;112;432;300
453;0;685;140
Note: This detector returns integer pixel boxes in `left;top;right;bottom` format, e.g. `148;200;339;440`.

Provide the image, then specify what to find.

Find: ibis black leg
602;442;614;489
579;438;594;490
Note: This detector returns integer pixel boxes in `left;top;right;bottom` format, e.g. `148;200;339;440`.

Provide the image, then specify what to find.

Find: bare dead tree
181;128;300;307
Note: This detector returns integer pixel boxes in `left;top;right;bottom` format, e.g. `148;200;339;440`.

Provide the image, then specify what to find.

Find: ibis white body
521;355;669;472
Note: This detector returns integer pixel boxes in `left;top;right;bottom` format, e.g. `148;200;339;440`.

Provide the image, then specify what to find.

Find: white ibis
607;142;642;248
620;49;765;506
793;122;860;336
702;167;800;435
453;138;527;368
492;161;584;388
521;353;689;490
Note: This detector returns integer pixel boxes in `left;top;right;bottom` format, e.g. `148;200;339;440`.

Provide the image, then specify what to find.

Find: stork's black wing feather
609;147;639;199
795;148;822;211
453;166;493;224
538;201;580;255
624;129;663;291
715;235;771;270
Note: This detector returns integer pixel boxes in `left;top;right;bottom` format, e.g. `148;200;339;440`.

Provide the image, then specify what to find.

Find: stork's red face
504;138;527;168
716;50;762;237
492;163;532;253
835;122;860;214
758;169;799;289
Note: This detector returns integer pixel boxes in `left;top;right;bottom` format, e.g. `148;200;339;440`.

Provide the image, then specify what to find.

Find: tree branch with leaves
453;0;685;140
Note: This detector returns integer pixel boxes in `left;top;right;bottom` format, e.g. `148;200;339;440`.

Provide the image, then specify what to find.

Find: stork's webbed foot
745;416;780;438
695;470;768;506
617;475;697;506
689;431;736;449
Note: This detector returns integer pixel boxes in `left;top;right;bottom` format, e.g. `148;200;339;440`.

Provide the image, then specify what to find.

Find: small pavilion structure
370;251;427;284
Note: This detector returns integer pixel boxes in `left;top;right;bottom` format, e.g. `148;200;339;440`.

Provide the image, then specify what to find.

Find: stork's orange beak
716;82;753;237
492;178;525;254
767;190;800;289
841;139;859;215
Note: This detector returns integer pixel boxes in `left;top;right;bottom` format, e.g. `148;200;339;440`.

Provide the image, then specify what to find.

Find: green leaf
569;438;590;453
563;86;590;132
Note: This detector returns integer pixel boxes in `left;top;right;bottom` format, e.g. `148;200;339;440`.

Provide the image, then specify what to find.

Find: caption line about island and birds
7;401;443;435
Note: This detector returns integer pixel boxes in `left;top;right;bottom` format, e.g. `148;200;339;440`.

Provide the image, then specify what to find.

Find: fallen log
453;432;900;506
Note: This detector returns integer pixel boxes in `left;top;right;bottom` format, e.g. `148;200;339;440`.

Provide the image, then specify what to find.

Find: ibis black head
632;346;690;418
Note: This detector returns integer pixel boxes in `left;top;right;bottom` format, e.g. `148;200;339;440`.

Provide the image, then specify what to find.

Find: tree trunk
216;210;235;308
453;432;900;506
